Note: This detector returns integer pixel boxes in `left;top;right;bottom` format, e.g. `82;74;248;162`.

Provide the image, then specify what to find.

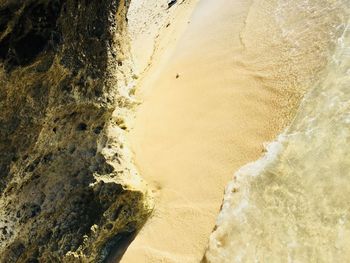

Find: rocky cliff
0;0;151;262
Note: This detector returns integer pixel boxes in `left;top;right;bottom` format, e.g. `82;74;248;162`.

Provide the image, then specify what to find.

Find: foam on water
205;0;350;262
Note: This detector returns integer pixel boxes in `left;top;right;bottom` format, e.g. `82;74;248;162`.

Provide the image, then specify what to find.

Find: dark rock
0;0;151;262
168;0;177;8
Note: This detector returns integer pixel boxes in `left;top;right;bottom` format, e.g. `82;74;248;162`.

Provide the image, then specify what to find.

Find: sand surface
121;0;300;262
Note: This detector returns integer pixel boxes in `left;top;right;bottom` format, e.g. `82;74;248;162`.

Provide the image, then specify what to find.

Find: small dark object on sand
168;0;177;8
176;73;180;79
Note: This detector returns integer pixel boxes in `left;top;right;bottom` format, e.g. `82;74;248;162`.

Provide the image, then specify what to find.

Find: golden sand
121;0;304;262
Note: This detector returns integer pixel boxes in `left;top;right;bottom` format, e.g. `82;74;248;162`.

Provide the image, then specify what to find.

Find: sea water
205;0;350;262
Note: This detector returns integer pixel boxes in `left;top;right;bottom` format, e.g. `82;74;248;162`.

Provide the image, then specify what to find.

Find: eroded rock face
0;0;151;262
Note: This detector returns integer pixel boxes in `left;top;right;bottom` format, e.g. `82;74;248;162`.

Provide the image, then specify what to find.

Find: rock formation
0;0;151;262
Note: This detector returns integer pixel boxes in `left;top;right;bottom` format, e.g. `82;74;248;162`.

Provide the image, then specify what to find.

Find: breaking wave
205;0;350;262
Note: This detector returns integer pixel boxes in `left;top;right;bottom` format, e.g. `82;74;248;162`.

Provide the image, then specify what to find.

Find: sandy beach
121;0;304;262
0;0;346;262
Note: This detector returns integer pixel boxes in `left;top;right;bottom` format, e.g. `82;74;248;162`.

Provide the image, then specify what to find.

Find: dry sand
121;0;299;262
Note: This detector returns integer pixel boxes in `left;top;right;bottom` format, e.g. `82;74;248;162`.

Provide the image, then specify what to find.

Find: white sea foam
205;0;350;262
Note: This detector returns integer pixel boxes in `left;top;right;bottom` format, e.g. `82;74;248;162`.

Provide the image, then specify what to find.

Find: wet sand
121;0;299;262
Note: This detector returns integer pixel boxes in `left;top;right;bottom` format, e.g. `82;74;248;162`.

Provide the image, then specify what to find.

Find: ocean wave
204;1;350;262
